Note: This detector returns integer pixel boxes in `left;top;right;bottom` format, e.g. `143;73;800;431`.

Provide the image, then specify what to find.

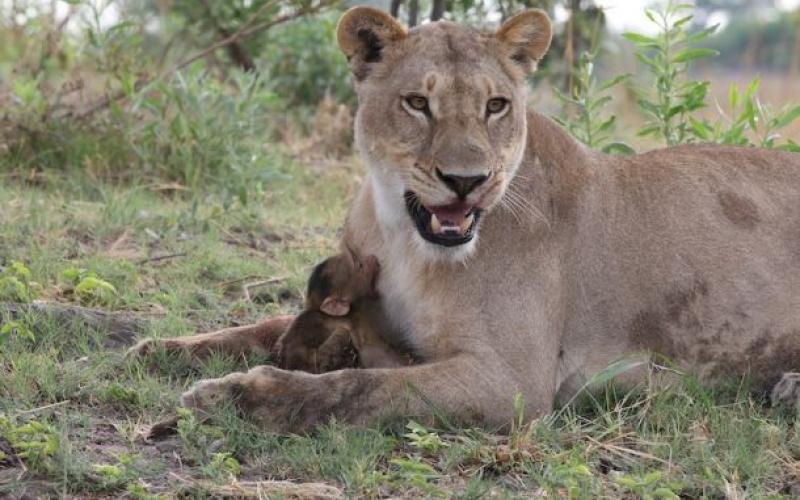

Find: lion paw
126;338;160;358
180;374;244;412
770;372;800;408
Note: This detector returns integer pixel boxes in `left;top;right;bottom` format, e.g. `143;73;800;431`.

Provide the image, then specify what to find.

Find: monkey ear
320;296;351;316
495;9;552;74
336;6;407;81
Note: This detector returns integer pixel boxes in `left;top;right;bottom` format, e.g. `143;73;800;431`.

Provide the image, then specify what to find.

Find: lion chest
377;256;492;359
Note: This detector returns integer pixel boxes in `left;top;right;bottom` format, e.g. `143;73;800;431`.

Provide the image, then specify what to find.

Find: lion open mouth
404;191;483;247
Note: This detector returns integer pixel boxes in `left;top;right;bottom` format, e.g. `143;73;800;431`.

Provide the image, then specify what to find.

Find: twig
137;252;188;265
13;400;71;417
73;0;336;120
166;472;343;499
216;275;265;288
585;436;670;465
242;277;287;302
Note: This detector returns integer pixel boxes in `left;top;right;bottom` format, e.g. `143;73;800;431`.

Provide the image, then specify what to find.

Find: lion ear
337;6;407;81
320;296;350;317
495;9;552;74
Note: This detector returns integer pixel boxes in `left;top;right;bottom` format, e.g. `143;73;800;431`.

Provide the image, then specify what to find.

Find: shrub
562;0;800;152
262;12;355;106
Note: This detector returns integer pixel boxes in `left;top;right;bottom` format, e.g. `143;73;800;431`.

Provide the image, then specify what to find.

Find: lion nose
435;169;489;199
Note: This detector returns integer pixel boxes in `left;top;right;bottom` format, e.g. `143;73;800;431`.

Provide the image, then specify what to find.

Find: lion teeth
431;213;442;233
459;213;475;233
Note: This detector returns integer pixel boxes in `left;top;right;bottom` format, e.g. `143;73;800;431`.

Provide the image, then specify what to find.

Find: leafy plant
554;51;634;154
404;420;448;454
0;261;40;303
126;482;169;500
100;383;140;407
62;267;118;306
262;13;355;106
92;453;141;491
615;470;683;499
202;452;241;484
689;79;800;150
126;66;283;205
387;457;445;497
0;417;61;473
625;1;719;146
176;408;226;466
542;453;596;497
0;320;36;344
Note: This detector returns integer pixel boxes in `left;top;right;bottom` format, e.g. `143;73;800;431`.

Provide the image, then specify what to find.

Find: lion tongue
428;204;473;235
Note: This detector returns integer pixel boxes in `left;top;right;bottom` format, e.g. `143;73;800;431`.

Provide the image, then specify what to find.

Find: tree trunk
790;21;800;83
199;0;256;72
408;0;419;27
430;0;445;21
390;0;403;18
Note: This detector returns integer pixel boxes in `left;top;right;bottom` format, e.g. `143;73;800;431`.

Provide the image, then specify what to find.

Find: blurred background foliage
0;0;798;202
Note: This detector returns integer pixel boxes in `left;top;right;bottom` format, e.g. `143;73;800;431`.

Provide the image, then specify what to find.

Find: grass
2;154;800;498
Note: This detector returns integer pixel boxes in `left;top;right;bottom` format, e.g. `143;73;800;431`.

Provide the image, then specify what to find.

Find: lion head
336;7;552;260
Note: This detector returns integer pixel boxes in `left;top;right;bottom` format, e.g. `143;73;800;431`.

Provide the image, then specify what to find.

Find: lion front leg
771;372;800;409
127;316;294;359
180;354;555;433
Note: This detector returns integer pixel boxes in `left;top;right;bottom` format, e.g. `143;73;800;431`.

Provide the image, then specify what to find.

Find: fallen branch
167;472;343;499
1;301;149;348
137;252;188;265
242;277;287;302
13;400;71;417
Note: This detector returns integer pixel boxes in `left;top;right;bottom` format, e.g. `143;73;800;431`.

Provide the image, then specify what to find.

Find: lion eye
486;98;509;115
405;95;429;112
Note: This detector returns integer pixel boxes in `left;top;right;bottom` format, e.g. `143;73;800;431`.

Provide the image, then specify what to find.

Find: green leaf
0;276;30;302
0;321;35;343
75;277;118;306
637;124;661;137
653;487;681;499
588;95;613;113
602;142;636;155
673;14;694;28
635;52;659;71
689;118;711;140
673;3;696;12
744;78;761;99
772;105;800;130
672;48;719;63
596;115;616;134
9;262;30;280
622;32;658;46
688;24;719;42
637;99;661;119
778;140;800;153
599;74;630;92
728;84;739;110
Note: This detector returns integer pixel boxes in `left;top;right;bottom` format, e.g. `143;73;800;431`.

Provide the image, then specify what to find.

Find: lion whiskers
500;184;550;230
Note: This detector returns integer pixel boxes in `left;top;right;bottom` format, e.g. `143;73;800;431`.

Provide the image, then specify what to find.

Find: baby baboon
276;249;410;373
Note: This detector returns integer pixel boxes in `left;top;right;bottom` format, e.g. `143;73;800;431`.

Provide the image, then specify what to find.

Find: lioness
131;7;800;432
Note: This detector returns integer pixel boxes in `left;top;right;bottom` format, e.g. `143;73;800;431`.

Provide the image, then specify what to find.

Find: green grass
1;159;800;498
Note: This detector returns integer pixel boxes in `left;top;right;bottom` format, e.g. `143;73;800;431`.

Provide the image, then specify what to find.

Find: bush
262;13;354;106
124;66;284;197
0;0;337;201
559;0;800;153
